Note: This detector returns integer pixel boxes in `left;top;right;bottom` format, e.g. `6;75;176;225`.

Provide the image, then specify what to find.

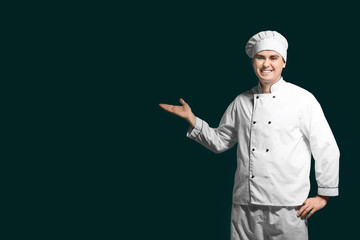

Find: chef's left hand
296;195;329;219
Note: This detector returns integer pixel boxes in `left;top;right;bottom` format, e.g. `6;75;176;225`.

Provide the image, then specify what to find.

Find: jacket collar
256;77;286;94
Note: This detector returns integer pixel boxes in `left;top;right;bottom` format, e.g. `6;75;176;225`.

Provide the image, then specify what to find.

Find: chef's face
252;50;286;85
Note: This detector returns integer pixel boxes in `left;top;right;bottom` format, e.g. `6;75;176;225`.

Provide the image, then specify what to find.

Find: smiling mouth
261;70;273;73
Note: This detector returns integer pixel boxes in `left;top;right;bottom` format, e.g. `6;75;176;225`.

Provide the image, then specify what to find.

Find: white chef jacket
187;78;339;206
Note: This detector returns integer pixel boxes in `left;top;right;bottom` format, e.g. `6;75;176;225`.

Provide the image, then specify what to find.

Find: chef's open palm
159;98;196;128
159;98;192;119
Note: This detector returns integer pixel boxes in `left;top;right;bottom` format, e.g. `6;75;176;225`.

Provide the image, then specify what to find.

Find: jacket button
252;148;255;151
273;96;276;98
251;175;255;178
256;96;259;99
268;121;271;124
266;149;269;152
253;121;256;124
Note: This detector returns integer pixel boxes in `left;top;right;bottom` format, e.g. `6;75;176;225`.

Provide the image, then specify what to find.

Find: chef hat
245;30;288;62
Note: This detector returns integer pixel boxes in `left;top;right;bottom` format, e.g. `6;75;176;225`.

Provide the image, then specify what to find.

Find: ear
283;61;286;68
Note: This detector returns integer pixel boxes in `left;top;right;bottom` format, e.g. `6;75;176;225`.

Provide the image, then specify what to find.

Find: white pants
231;204;308;240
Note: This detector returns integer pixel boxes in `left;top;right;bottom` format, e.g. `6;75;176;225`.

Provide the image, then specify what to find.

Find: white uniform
186;78;339;239
231;204;308;240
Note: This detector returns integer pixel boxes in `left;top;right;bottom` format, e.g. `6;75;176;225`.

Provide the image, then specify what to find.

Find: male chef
159;30;339;240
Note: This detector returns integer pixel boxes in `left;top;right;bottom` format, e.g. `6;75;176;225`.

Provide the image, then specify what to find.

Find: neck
260;77;282;94
260;83;271;94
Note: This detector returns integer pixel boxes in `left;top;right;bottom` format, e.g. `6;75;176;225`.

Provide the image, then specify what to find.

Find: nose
263;58;270;68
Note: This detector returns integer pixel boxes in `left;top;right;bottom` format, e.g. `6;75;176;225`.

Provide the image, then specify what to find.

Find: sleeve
186;99;238;154
301;94;340;196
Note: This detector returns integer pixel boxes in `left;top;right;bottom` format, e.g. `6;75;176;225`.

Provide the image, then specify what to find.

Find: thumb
179;98;187;106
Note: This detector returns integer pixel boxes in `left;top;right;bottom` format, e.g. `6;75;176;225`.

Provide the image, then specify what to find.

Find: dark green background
11;1;358;239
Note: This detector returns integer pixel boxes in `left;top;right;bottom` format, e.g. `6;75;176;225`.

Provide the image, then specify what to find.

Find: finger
297;207;304;217
179;98;187;106
306;208;317;219
159;104;174;112
300;206;312;219
159;103;173;108
297;205;309;217
158;104;168;110
296;204;305;217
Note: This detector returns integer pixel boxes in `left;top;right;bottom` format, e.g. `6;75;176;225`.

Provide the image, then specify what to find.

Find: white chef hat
245;30;288;62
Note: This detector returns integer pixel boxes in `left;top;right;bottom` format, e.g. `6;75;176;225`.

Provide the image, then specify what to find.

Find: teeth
262;70;272;73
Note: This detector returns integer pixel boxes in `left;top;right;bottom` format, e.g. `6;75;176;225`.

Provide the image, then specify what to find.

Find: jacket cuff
186;117;203;140
318;187;338;196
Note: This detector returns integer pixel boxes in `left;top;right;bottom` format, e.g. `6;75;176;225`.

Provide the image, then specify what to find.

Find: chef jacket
186;78;339;206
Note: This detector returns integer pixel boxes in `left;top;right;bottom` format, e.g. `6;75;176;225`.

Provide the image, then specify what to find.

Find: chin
259;74;281;83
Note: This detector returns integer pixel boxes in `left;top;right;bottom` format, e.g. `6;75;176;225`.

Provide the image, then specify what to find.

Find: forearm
186;117;237;153
185;113;197;128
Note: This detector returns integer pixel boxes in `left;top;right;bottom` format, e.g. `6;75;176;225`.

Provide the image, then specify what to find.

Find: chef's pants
231;204;308;240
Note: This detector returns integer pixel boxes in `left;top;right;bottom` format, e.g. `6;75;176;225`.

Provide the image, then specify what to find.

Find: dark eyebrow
255;54;280;58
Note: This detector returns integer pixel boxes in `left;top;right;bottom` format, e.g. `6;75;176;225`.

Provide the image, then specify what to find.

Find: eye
271;56;279;60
